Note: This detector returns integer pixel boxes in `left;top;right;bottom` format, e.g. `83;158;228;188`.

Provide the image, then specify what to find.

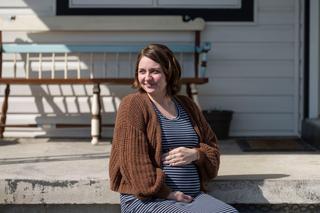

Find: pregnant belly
163;164;200;197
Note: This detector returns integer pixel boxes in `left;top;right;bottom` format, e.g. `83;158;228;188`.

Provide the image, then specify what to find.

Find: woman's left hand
162;147;198;166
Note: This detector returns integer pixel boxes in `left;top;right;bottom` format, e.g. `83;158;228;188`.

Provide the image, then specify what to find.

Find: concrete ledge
1;179;118;204
208;179;320;204
1;178;320;205
0;138;320;206
302;118;320;149
1;204;320;213
0;204;121;213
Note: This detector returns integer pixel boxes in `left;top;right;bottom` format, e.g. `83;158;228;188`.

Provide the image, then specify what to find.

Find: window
57;0;254;22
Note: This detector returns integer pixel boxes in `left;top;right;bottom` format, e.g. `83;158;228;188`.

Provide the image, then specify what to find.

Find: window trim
56;0;254;22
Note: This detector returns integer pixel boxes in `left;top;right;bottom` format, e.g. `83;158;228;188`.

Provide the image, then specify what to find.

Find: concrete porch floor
0;138;319;210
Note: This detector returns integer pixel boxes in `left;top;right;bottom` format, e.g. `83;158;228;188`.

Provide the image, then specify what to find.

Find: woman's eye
138;70;146;74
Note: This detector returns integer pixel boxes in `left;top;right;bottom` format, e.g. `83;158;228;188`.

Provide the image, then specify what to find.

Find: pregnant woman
109;44;238;213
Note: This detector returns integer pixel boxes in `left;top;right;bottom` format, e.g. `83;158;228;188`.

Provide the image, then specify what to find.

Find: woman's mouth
144;83;155;88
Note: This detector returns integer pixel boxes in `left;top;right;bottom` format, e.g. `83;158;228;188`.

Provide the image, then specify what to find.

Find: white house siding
0;0;304;137
0;0;55;16
201;0;304;136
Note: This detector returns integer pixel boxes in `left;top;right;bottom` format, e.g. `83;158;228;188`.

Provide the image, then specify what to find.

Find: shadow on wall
2;38;131;138
31;84;125;138
4;82;123;138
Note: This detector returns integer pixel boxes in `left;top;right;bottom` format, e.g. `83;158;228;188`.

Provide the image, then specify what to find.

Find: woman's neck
147;93;177;119
147;93;172;107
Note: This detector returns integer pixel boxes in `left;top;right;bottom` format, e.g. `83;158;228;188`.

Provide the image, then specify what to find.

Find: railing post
0;84;10;138
198;42;211;77
91;83;101;145
0;31;8;138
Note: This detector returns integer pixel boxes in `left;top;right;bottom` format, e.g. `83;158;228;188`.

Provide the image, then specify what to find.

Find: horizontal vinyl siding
231;113;296;136
0;0;54;16
200;0;301;136
0;0;302;137
201;78;294;95
208;60;294;78
258;0;294;10
0;84;113;96
201;96;294;113
1;97;119;114
204;25;295;42
207;43;294;60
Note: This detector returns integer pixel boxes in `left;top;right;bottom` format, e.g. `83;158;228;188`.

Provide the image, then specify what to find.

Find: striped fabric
120;192;238;213
155;99;201;197
120;99;238;212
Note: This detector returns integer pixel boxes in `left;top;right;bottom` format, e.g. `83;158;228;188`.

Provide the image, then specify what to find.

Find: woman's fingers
161;153;169;161
175;191;193;203
161;152;172;165
167;191;193;203
182;194;193;203
162;147;198;166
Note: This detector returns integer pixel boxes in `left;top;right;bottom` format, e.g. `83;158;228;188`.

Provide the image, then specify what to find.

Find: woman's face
137;56;167;98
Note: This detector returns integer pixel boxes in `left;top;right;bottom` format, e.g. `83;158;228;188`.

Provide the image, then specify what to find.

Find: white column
309;0;320;118
91;84;101;145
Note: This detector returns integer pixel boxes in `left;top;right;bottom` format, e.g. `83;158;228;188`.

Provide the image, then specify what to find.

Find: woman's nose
145;72;152;80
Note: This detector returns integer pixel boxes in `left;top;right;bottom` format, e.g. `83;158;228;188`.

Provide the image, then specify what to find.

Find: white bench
0;15;211;144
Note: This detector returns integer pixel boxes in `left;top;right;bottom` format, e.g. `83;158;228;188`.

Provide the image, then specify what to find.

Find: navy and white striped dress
159;99;201;198
120;99;238;213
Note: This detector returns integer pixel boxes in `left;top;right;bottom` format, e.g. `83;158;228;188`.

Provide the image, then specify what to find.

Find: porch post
309;0;320;118
91;83;101;145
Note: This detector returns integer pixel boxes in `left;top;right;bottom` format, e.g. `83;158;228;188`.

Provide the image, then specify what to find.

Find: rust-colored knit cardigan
109;92;220;199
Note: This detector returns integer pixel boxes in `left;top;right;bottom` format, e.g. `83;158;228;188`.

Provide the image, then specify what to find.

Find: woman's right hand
167;191;193;203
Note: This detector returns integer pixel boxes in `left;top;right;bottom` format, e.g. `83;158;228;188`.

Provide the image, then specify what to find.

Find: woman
109;44;238;213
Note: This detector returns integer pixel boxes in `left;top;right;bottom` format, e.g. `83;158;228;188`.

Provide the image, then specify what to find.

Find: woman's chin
143;87;156;94
145;91;157;96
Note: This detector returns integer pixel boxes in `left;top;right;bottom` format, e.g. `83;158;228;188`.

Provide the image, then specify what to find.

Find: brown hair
133;43;181;96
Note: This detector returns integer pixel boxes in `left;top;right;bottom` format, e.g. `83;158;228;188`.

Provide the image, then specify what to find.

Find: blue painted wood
2;43;207;53
196;42;211;52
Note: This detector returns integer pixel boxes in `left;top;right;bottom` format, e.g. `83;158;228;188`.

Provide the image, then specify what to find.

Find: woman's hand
162;147;199;166
167;191;193;203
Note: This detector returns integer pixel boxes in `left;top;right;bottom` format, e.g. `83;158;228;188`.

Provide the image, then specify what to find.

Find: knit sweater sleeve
194;111;220;182
113;95;171;199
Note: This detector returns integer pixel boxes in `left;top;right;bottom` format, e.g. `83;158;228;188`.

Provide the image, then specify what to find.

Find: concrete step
0;138;319;209
1;204;319;213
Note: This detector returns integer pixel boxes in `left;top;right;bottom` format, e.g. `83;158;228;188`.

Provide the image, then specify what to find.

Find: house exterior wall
201;0;304;136
309;0;320;118
0;0;304;138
